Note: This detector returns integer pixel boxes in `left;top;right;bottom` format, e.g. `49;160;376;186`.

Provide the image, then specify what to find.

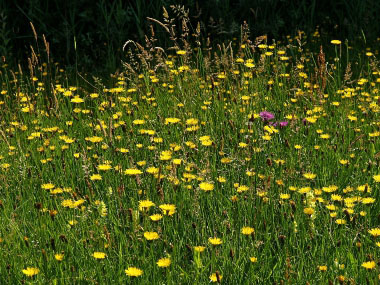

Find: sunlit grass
0;27;380;284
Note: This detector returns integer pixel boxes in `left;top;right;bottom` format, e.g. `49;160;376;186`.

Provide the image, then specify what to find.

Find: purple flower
269;121;288;128
259;111;275;121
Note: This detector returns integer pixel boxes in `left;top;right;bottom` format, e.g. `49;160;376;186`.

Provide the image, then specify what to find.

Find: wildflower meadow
1;7;380;284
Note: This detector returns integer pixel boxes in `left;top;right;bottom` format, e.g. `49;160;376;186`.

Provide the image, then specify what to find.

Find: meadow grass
0;27;380;284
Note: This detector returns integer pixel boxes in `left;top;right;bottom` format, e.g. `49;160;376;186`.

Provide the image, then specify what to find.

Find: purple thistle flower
259;111;275;121
279;121;288;127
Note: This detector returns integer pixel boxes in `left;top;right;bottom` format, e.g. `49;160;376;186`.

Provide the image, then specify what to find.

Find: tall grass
1;11;380;284
1;1;380;74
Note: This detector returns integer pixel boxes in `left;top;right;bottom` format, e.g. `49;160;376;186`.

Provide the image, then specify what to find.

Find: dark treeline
1;0;379;73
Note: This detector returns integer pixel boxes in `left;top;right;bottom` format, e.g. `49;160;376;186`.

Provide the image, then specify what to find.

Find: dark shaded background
1;0;379;73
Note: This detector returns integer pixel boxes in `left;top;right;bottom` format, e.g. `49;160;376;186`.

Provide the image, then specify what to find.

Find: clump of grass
0;9;380;284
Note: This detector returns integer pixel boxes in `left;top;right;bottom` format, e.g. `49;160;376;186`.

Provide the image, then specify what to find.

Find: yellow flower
156;257;171;268
61;199;74;208
303;173;316;180
338;275;345;282
331;40;341;45
164;117;181;124
357;184;371;193
280;193;290;199
322;185;338;193
146;167;159;174
144;231;159;241
90;174;102;181
22;267;40;277
92;252;106;259
172;159;182;165
70;97;84;103
159;204;176;215
318;265;327;271
98;164;112;171
373;174;380;182
298;187;311;194
201;139;213;146
133;119;145;125
362;261;376;269
303;207;315;215
85;136;103;143
138;200;155;211
250;257;257;263
362;197;375;204
41;183;55;190
159;150;172;160
331;194;342;201
124;168;142;175
176;50;186;55
186;118;199;125
245;62;255;68
221;157;232;164
237;185;249;193
368;228;380;237
55;253;64;261
320;134;330;139
125;267;143;277
217;176;226;183
262;135;271;141
194;246;206;252
241;227;255;235
208;237;222;245
0;163;11;169
199;182;214;191
149;214;163;221
210;272;223;282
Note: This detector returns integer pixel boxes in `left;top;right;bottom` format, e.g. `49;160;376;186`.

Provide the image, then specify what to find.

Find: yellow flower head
144;231;159;241
41;183;55;190
368;228;380;237
208;237;222;245
303;207;315;215
124;168;142;175
210;272;223;282
156;257;171;268
241;227;255;235
149;214;163;221
92;252;106;259
98;164;112;171
199;182;214;191
237;185;249;193
138;200;155;211
194;246;206;252
303;173;316;180
55;253;64;261
159;204;176;215
362;261;376;269
250;257;257;263
125;267;143;277
22;267;40;277
331;40;341;45
90;174;102;181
